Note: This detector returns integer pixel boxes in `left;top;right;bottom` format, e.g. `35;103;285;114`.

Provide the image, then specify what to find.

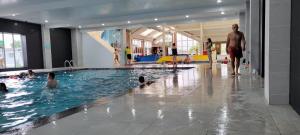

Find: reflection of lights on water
2;113;37;128
5;91;32;99
0;100;33;108
157;109;164;119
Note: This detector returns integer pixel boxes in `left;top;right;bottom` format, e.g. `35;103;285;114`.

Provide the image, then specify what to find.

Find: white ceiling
0;0;246;29
171;19;240;42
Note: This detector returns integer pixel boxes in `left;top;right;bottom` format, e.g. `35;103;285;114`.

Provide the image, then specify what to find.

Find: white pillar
71;29;83;67
245;0;251;63
265;0;291;104
41;26;52;69
250;0;260;74
120;29;127;65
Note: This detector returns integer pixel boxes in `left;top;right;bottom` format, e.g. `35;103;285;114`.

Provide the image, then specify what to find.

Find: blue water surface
0;69;173;132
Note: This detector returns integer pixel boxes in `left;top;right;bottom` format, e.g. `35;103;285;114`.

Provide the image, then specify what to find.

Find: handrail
64;60;73;68
69;60;75;67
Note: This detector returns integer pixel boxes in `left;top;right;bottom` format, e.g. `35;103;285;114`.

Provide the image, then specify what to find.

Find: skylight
140;29;154;36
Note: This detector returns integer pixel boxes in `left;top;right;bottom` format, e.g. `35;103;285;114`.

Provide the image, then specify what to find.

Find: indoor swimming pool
0;69;174;132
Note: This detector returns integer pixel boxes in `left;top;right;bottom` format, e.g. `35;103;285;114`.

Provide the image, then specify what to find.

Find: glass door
0;33;5;68
13;34;24;68
3;33;15;68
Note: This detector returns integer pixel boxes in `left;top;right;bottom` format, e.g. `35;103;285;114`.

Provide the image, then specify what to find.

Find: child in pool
46;72;58;89
0;83;8;93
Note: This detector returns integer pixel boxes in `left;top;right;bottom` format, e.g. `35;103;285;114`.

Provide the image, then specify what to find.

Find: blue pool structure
134;54;160;62
0;69;174;132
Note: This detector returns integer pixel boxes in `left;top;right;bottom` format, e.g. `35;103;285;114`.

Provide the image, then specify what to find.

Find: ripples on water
0;69;172;132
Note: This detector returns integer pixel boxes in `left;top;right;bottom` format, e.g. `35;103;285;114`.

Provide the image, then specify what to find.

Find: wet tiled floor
25;64;300;135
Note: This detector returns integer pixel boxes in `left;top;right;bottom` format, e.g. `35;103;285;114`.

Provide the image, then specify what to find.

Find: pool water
0;69;173;132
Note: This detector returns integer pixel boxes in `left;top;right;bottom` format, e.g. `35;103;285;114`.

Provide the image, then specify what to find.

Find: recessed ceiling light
217;0;222;3
44;20;48;23
127;21;131;24
185;15;190;18
12;14;16;17
101;23;105;26
78;25;82;29
154;18;158;21
221;11;225;15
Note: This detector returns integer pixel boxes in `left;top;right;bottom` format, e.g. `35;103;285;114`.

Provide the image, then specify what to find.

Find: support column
265;0;291;104
200;23;204;55
250;0;260;74
120;29;127;65
71;29;83;67
162;26;166;56
245;0;251;63
41;26;52;69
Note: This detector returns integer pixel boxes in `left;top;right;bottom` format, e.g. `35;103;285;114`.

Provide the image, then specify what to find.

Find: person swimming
27;70;36;79
138;76;154;88
46;72;58;89
0;83;8;93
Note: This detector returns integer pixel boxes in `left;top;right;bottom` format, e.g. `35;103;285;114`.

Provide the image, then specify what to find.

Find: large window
144;41;152;56
0;32;26;69
170;33;199;55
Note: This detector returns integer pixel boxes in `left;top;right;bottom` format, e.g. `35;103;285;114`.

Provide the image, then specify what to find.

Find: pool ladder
64;60;74;69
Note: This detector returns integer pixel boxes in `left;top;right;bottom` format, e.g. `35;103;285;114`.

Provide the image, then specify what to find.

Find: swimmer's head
0;83;7;92
48;72;55;80
28;70;33;75
19;72;26;79
139;76;145;83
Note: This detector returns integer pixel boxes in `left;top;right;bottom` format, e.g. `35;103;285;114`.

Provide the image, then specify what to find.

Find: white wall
82;32;114;68
71;29;83;67
265;0;291;105
41;26;52;69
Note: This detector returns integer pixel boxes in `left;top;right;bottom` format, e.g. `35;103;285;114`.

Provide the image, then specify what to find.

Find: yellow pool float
156;55;208;63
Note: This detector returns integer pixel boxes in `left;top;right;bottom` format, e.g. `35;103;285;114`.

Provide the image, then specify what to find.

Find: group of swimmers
0;70;58;94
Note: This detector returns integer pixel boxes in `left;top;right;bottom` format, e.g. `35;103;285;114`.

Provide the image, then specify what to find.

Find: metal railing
64;60;73;68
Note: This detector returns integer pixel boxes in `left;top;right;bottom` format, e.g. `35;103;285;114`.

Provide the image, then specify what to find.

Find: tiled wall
265;0;291;104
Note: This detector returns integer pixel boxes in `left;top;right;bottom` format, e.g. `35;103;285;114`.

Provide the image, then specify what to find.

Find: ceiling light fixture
217;0;222;3
78;25;82;29
102;23;105;26
156;25;161;28
185;15;190;18
221;11;225;15
127;21;131;24
12;14;16;17
154;18;158;21
44;20;48;23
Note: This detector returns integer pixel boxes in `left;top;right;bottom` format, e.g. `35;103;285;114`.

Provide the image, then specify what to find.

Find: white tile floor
15;64;300;135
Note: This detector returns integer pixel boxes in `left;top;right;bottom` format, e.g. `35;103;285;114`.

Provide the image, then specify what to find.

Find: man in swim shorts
226;24;246;76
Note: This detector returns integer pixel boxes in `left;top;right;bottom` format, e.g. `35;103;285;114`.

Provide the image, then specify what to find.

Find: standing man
125;46;132;65
171;43;178;69
226;24;246;76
